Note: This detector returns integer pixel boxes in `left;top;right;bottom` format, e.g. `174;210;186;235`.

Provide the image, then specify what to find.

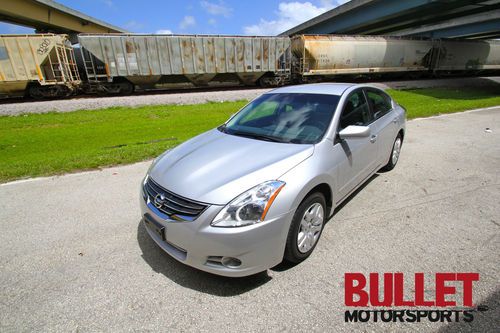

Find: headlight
211;180;285;227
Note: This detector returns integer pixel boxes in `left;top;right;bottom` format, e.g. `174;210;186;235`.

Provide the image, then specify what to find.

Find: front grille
144;177;208;221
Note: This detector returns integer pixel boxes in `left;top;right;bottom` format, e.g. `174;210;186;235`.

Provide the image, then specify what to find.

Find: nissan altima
140;83;406;277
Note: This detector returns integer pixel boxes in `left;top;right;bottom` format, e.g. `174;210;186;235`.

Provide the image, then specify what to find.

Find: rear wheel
382;133;402;171
284;192;326;263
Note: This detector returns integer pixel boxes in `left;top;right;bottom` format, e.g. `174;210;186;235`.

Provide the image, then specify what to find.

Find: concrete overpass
280;0;500;39
0;0;126;42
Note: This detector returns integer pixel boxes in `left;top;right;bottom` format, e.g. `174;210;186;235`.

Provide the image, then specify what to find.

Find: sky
0;0;349;36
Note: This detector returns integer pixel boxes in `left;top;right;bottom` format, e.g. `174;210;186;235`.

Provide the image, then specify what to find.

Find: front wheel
284;192;326;263
382;133;403;171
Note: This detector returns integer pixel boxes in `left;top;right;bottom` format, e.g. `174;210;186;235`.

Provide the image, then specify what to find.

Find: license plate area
144;214;165;241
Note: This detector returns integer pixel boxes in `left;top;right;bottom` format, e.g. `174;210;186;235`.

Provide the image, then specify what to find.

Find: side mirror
338;125;371;139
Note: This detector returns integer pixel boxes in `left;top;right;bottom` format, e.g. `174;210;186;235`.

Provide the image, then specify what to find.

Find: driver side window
339;90;372;130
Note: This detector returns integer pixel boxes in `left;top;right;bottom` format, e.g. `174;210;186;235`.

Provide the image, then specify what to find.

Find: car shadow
438;287;499;332
136;220;272;296
271;259;300;272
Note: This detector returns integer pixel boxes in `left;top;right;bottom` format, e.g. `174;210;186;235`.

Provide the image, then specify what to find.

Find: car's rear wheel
284;192;326;263
382;133;402;171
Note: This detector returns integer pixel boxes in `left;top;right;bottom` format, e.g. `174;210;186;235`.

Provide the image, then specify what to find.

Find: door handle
392;118;398;124
370;135;377;143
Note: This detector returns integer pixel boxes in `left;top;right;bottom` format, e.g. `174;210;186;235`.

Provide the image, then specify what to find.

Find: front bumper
140;189;294;277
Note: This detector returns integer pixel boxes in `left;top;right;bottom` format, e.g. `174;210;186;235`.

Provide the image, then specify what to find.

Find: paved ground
0;108;499;332
1;76;499;116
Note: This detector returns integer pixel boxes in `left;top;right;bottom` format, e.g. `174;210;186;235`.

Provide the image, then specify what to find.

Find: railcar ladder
81;48;107;82
65;46;81;82
55;45;69;82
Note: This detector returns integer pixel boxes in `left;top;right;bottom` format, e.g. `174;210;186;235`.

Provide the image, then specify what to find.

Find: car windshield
219;93;340;144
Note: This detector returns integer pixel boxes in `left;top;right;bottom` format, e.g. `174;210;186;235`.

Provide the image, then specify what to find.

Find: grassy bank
0;101;247;182
389;87;500;119
1;87;499;182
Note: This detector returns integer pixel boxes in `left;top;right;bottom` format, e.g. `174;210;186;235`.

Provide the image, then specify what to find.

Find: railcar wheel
119;81;135;95
27;85;44;99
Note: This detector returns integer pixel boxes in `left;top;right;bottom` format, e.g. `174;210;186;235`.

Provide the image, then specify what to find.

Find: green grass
0;87;499;182
0;101;247;182
387;87;500;119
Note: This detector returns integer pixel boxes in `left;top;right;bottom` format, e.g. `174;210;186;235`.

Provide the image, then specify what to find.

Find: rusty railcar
432;39;500;72
291;35;435;79
77;34;291;93
0;34;80;98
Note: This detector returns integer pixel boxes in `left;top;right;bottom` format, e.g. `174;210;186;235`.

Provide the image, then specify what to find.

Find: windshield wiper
288;138;304;144
229;130;287;143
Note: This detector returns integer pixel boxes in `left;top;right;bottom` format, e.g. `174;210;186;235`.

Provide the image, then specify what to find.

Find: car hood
149;129;314;205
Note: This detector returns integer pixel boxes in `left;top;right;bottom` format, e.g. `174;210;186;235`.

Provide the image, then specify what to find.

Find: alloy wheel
297;203;324;253
392;137;402;165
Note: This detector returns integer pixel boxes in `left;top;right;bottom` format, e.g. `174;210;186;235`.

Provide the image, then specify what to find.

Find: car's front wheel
284;192;326;263
382;133;403;171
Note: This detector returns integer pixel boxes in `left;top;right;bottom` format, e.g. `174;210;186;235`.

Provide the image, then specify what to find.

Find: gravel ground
1;76;498;116
0;88;271;116
0;107;499;332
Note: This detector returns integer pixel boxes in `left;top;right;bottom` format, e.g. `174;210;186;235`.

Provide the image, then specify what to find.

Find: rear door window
366;89;392;120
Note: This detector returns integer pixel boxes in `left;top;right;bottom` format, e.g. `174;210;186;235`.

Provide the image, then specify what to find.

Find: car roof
266;83;357;96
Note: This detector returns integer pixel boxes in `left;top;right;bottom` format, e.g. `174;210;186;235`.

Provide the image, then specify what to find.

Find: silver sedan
140;83;406;277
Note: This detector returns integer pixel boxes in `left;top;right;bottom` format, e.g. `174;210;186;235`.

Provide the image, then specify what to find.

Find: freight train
0;33;499;98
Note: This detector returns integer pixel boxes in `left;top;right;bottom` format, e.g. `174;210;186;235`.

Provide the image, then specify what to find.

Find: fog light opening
221;257;242;268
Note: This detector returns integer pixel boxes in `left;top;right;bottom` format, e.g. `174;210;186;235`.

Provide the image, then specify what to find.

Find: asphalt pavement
0;107;499;332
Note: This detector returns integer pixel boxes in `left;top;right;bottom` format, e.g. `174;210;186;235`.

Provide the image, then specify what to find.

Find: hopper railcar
0;33;499;99
291;35;500;82
77;34;291;94
0;34;80;98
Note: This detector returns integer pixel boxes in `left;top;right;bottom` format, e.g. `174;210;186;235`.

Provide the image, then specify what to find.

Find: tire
284;192;326;263
382;133;403;171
